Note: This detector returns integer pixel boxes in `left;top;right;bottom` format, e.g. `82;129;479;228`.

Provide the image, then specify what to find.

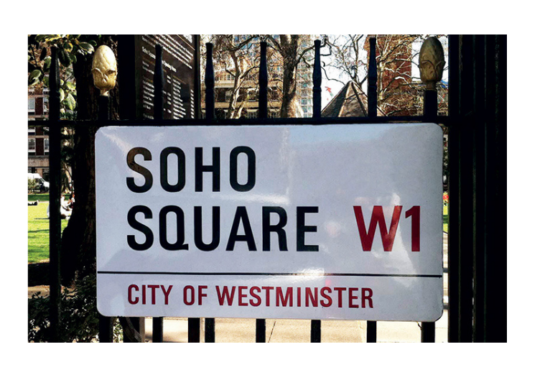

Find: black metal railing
31;34;507;343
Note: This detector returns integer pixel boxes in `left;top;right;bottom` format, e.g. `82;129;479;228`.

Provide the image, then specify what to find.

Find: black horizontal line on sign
98;271;442;278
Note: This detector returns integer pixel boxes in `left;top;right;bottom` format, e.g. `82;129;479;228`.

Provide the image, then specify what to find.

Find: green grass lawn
28;202;68;263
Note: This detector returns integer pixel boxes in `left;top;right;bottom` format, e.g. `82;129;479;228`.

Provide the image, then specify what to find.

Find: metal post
99;314;113;343
421;57;438;345
194;35;202;119
312;40;322;118
311;320;321;343
152;44;164;343
98;95;114;342
188;318;201;343
205;43;215;121
203;41;216;342
154;44;164;121
310;39;322;342
366;321;377;343
367;37;378;118
48;46;61;342
485;34;506;342
255;319;266;343
255;41;268;342
457;35;475;342
366;36;378;342
447;34;460;343
259;41;268;119
472;35;486;343
205;318;215;343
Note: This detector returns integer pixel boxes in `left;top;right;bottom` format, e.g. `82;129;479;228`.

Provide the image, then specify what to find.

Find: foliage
28;35;98;115
29;274;97;342
28;274;124;342
28;178;37;193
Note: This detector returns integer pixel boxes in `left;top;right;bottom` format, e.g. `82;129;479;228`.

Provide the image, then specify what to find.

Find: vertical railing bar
487;35;506;342
205;318;215;343
481;35;496;343
203;41;216;342
258;41;268;119
48;46;61;342
455;35;475;342
256;40;268;343
98;316;113;342
312;39;322;119
420;38;439;342
255;319;266;343
366;36;378;343
447;34;460;343
194;35;202;120
310;39;322;343
98;95;114;342
205;43;215;122
188;318;201;343
152;43;164;343
367;36;378;119
366;322;377;343
472;35;487;342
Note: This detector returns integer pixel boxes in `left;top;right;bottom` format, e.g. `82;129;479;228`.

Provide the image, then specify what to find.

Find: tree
28;178;37;193
323;34;449;117
29;34;122;283
209;35;258;119
203;35;284;119
264;35;319;117
323;34;369;89
28;35;122;341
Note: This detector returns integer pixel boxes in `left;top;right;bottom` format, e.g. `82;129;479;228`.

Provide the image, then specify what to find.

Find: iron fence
28;34;507;343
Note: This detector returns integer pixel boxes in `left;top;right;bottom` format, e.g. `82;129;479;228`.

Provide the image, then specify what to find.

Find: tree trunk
60;36;119;286
278;35;302;118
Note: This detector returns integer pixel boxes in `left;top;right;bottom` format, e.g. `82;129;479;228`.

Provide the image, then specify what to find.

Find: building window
246;110;257;119
225;91;232;103
301;99;307;105
29;138;36;153
44;138;49;152
28;98;35;115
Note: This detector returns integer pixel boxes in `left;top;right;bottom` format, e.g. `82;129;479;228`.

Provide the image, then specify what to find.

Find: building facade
28;87;50;180
202;35;318;119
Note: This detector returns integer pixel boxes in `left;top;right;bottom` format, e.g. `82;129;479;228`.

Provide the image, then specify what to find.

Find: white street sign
96;124;443;321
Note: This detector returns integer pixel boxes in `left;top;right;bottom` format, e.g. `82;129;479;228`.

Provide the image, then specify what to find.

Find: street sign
96;124;443;321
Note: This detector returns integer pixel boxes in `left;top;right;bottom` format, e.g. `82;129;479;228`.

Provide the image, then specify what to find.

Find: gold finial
419;37;445;91
92;45;117;96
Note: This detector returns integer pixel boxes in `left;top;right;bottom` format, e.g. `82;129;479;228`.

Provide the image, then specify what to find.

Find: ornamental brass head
92;45;117;96
419;37;445;91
